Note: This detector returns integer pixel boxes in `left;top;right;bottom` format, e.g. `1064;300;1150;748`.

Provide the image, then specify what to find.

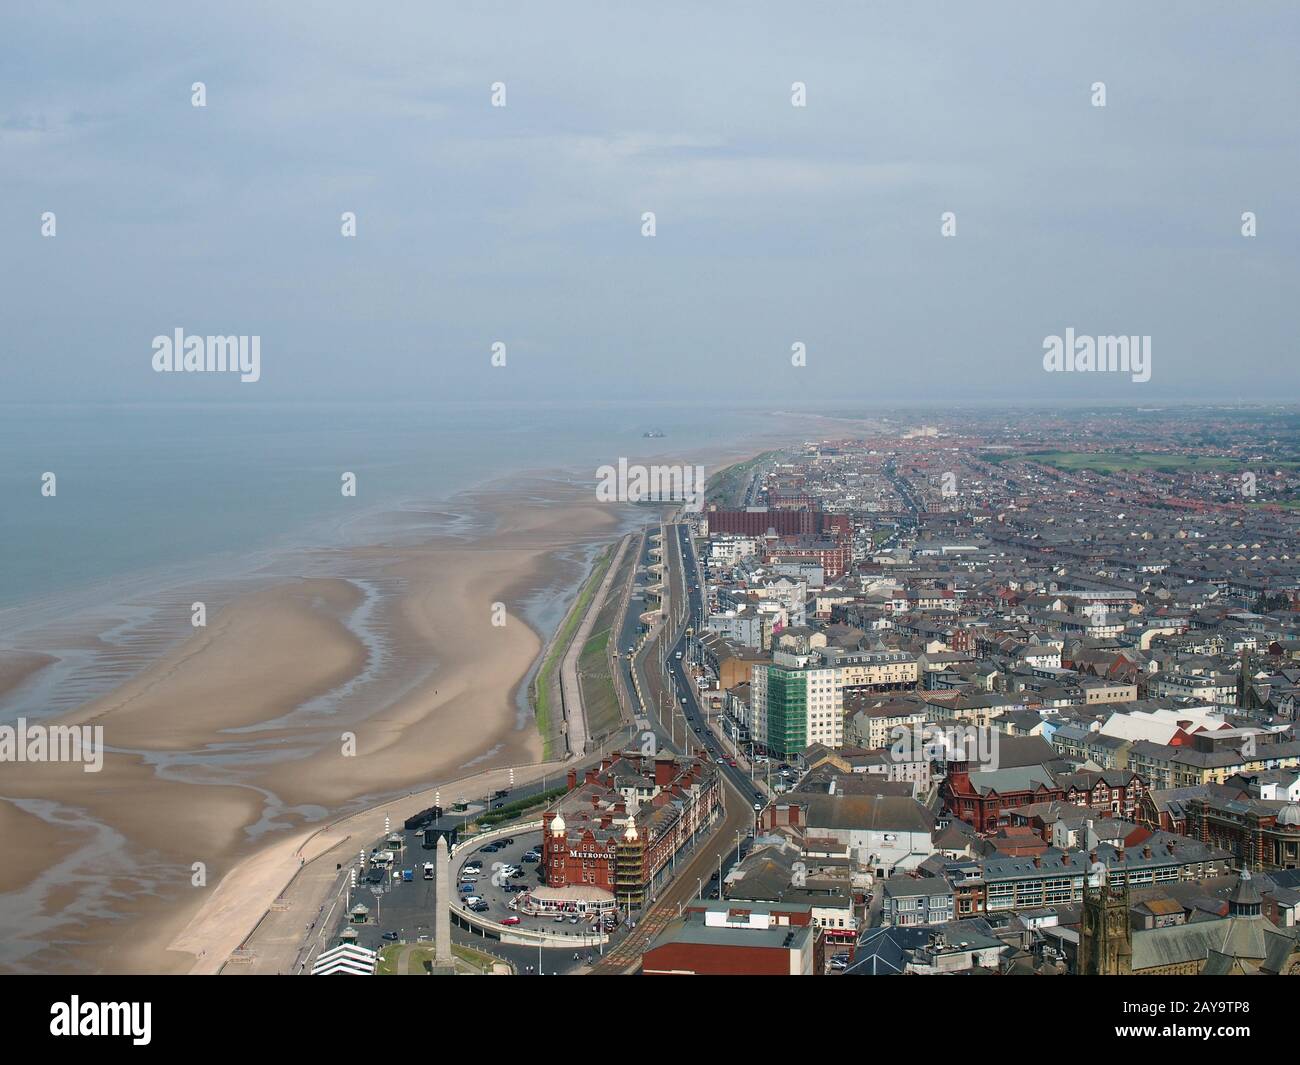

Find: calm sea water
0;400;766;625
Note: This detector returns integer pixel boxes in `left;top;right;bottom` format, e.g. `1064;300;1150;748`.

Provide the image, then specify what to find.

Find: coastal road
588;523;768;973
666;523;767;810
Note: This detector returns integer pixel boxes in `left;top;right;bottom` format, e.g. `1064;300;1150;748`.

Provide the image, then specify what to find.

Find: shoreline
0;474;627;973
0;428;809;975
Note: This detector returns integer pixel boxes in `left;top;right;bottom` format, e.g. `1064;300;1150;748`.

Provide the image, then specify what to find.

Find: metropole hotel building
541;752;722;910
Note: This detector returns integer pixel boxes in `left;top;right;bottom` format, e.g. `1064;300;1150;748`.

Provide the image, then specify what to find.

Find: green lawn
579;627;622;741
531;544;614;757
1006;450;1247;473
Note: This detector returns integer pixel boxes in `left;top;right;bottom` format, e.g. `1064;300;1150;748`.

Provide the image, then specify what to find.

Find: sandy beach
0;475;624;974
0;650;58;706
0;412;819;976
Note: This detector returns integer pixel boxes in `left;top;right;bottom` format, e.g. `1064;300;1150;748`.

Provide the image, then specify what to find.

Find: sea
0;400;789;721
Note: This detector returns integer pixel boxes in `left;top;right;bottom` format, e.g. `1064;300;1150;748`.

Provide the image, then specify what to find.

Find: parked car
501;915;522;926
521;851;540;862
381;931;399;942
469;901;490;913
553;914;566;923
499;837;515;846
463;895;484;907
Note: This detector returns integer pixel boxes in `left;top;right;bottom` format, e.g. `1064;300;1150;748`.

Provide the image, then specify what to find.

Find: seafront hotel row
541;752;723;911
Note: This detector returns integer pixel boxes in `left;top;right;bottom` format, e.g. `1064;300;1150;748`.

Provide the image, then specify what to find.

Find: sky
2;1;1297;407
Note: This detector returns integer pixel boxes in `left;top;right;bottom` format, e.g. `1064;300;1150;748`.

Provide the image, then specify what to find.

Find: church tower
1079;862;1133;975
1237;648;1256;711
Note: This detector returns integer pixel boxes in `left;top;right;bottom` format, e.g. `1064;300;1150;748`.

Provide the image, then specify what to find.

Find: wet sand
0;478;621;974
0;426;810;975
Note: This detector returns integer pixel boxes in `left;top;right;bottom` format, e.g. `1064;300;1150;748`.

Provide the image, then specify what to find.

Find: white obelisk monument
434;834;453;970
